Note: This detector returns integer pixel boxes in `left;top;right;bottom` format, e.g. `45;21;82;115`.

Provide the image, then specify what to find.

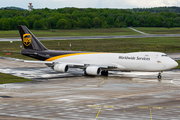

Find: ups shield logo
23;34;32;46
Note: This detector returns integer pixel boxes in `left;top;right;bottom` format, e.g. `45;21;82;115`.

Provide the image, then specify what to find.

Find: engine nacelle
54;64;69;73
85;66;101;76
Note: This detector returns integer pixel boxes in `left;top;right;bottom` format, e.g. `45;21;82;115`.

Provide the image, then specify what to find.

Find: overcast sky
1;0;180;9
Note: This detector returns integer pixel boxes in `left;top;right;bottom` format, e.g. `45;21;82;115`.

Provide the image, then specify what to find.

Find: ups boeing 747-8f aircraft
18;25;178;79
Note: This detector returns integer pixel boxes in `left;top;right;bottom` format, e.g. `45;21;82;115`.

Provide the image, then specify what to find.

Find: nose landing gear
157;71;163;79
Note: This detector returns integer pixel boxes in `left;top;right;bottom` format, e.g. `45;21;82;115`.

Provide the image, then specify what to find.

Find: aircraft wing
23;60;53;64
23;60;84;66
22;60;118;68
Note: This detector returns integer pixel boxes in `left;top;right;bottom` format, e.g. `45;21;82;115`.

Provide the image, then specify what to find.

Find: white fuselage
50;52;178;72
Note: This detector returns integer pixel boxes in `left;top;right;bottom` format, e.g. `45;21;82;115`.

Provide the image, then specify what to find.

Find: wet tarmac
1;34;180;42
0;58;180;120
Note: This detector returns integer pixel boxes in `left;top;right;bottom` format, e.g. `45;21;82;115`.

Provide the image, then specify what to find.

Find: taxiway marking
138;106;149;109
96;77;105;86
150;109;153;120
153;107;163;109
171;79;180;86
95;108;101;120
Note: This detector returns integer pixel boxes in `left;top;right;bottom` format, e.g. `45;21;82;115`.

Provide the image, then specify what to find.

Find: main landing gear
101;70;108;76
84;70;108;76
157;71;163;79
84;71;88;76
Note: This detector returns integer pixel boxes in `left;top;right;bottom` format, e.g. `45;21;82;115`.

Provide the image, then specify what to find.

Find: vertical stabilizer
18;25;47;50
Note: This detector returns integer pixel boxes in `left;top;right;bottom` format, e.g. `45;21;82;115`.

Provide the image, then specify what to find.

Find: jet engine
54;64;69;73
85;66;101;75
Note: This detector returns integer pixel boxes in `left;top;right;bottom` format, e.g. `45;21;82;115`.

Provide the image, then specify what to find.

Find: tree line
129;6;180;13
0;7;180;30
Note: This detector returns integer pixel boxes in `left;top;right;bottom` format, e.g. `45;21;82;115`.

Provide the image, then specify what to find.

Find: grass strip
0;73;32;84
0;28;139;38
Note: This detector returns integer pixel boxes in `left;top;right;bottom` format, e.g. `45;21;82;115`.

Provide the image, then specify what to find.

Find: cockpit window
162;54;167;57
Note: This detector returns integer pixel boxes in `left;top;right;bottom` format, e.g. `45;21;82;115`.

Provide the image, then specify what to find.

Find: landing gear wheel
157;75;161;79
101;70;108;76
84;71;88;76
157;72;162;79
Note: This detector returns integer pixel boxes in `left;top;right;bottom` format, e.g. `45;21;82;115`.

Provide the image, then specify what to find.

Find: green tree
125;16;134;27
0;19;3;30
114;19;120;28
71;19;77;28
7;18;18;30
26;16;35;29
57;19;71;29
44;7;50;12
163;21;171;28
119;22;127;28
33;20;44;30
107;17;114;27
78;19;83;28
2;21;10;30
48;17;57;29
32;15;41;21
14;16;24;22
133;20;140;27
102;21;109;28
72;11;78;21
78;17;91;28
42;18;50;29
57;8;66;14
18;20;28;27
93;17;100;28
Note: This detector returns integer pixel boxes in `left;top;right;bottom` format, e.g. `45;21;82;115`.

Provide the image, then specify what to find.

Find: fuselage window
161;54;167;57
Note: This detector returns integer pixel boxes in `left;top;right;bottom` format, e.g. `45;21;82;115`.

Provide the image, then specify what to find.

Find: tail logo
23;34;32;46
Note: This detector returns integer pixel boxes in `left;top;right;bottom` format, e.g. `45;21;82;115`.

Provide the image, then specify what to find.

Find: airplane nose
172;60;178;68
164;59;178;70
168;60;178;69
